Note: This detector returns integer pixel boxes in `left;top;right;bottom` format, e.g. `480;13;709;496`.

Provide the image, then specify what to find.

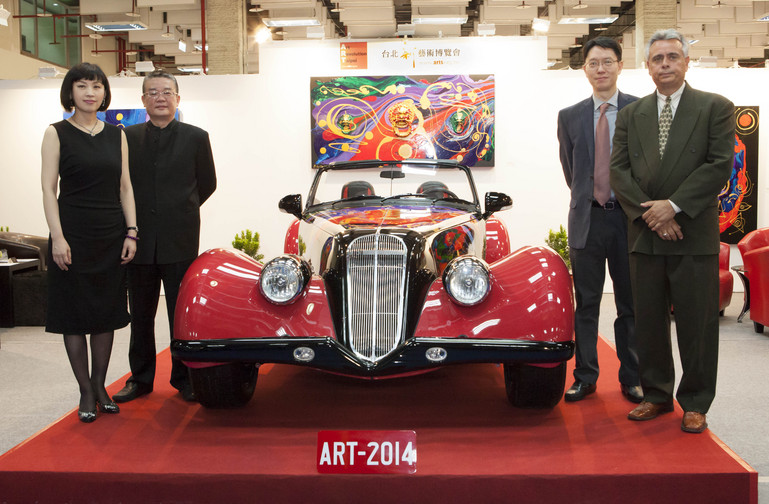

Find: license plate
317;430;417;474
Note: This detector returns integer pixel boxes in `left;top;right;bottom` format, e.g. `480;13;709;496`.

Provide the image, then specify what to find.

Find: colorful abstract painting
719;107;759;244
63;109;180;127
311;75;494;166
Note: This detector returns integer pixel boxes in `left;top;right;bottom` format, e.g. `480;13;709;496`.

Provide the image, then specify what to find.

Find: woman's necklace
70;117;99;136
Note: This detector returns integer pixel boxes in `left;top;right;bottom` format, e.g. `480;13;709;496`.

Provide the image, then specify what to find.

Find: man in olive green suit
609;29;734;433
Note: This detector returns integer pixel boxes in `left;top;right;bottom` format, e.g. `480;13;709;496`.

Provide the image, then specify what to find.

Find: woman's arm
41;125;70;271
119;130;137;264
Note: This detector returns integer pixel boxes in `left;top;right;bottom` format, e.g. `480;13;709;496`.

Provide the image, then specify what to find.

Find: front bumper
171;337;575;378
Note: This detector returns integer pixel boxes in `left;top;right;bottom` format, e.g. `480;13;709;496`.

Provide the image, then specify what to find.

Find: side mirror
483;192;512;220
279;194;303;219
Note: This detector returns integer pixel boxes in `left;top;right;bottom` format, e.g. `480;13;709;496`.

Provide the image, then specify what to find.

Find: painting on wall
63;109;181;127
719;106;759;244
310;75;495;167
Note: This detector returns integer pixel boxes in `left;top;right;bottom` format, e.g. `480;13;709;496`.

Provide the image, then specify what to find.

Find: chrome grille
346;233;408;363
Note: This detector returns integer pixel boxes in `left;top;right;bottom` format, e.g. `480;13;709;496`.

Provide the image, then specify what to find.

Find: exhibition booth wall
0;37;766;286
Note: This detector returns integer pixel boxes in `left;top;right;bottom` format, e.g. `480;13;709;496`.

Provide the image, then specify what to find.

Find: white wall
1;37;767;291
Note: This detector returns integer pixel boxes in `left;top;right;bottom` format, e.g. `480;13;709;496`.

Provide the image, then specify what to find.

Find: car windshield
308;163;478;209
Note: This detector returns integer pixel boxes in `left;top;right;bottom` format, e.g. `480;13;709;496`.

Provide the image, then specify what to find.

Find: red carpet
0;338;757;504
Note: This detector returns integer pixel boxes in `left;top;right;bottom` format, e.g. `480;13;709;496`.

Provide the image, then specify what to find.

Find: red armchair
737;228;769;333
718;242;733;316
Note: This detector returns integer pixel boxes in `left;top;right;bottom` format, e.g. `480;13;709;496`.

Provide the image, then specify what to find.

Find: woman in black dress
41;63;138;423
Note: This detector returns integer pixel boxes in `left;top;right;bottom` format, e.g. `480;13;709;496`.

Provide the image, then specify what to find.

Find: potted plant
545;225;570;272
232;229;264;262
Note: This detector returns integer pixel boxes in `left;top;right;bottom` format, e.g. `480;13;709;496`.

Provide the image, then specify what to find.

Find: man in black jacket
114;70;217;403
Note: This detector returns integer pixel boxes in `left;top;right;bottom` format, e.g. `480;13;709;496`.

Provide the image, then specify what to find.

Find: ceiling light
161;25;174;38
689;39;700;45
135;61;155;73
263;17;320;27
249;7;265;13
255;26;271;43
412;16;468;25
516;1;533;9
125;0;140;17
89;33;103;39
86;21;148;32
0;4;10;26
594;26;608;31
711;1;724;8
559;15;618;24
177;66;203;73
178;39;187;52
573;1;589;9
532;18;550;32
330;2;343;13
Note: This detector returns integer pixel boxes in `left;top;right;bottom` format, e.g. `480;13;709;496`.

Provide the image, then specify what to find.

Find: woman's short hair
60;62;111;112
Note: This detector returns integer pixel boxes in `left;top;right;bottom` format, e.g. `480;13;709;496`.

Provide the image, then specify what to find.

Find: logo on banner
340;42;368;69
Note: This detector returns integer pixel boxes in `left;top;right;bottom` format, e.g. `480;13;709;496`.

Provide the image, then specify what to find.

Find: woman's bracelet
125;234;139;241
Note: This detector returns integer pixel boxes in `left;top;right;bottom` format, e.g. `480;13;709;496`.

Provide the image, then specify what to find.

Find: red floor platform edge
0;341;758;504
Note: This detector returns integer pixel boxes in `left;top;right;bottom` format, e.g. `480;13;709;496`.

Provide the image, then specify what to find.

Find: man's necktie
658;96;672;157
593;102;611;205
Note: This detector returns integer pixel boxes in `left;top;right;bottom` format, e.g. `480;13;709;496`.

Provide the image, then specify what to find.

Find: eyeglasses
585;59;618;70
143;90;177;98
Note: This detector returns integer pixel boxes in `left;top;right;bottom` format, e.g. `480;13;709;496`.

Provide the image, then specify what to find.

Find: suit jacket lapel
580;97;595;169
635;95;660;176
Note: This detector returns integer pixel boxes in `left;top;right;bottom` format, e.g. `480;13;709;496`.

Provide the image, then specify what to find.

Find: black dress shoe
113;382;152;403
78;408;97;423
564;381;596;402
620;384;643;403
97;400;120;414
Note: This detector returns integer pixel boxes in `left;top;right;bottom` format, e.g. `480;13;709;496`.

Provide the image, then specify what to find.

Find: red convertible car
172;160;574;409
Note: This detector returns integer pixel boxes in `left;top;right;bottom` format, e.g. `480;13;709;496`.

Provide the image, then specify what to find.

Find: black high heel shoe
97;400;120;414
78;408;97;423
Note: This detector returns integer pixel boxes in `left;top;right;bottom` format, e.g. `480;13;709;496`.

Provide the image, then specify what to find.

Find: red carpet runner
0;339;757;504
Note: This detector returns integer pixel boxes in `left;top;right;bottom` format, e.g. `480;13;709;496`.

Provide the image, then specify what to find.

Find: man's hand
641;200;676;231
655;219;683;241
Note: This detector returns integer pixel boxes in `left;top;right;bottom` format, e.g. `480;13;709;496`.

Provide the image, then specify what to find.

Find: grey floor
1;293;767;503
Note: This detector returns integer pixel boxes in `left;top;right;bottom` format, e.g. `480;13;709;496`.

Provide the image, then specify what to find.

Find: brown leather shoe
627;400;674;421
681;411;708;433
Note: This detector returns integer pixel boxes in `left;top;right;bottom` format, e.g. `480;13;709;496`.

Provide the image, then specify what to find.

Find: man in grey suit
557;37;642;404
610;29;734;433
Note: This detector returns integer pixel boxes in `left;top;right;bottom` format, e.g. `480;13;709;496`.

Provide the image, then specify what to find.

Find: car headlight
443;256;491;306
259;256;311;305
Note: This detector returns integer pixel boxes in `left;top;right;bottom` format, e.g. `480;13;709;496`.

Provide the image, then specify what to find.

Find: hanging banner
719;106;759;243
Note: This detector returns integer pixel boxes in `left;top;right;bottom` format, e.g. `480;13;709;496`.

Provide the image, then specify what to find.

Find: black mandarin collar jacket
124;119;217;265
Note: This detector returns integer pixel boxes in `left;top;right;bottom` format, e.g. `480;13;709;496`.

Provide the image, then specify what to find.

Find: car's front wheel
503;362;566;409
189;363;259;408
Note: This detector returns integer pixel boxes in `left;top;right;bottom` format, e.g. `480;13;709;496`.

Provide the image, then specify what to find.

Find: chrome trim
346;233;407;363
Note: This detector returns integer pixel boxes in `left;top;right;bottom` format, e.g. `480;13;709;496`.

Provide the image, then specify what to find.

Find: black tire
189;363;258;408
504;362;566;409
